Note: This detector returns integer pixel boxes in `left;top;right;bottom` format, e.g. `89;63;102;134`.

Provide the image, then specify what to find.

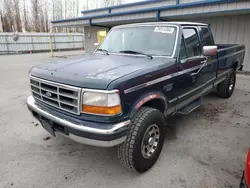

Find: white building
52;0;250;71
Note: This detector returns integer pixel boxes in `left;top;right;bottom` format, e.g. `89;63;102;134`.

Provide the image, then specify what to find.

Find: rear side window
200;27;214;46
182;28;201;57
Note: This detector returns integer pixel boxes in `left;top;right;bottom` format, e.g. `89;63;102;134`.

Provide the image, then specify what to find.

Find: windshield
97;26;177;56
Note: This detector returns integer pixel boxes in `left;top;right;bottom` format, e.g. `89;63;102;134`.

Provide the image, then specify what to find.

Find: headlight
81;90;121;115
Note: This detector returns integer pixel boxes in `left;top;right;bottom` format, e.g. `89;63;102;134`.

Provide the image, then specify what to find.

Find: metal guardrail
0;33;84;54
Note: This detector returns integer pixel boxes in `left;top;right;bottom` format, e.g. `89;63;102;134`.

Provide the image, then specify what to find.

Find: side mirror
202;46;218;56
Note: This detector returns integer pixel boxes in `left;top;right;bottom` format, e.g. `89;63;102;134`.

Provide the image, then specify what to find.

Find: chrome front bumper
27;96;131;147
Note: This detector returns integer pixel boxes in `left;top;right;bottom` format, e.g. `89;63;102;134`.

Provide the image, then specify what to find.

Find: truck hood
30;54;174;89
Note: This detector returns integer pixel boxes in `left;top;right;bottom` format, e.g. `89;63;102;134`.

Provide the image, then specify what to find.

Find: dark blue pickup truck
27;22;245;173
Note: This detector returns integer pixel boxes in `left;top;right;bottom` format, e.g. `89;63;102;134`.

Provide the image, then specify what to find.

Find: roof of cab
114;21;208;29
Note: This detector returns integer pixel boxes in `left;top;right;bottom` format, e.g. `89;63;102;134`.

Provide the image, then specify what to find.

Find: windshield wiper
119;50;153;59
96;48;109;55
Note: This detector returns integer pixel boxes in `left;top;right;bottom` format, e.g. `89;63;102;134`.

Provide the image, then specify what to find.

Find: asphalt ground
0;51;249;188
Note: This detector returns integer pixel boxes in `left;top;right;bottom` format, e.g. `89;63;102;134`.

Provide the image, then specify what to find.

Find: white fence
0;33;84;54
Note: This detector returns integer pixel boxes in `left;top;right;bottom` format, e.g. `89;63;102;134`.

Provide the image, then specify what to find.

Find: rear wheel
117;107;165;173
217;69;236;98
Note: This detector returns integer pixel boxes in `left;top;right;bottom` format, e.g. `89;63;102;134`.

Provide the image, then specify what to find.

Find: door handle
191;58;208;76
201;60;207;64
200;57;208;64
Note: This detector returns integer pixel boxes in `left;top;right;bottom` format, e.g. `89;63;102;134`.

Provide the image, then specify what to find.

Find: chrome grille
30;76;81;115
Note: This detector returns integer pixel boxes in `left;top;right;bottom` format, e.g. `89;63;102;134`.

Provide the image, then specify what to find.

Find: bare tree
13;0;22;31
0;0;126;33
39;5;45;32
30;0;40;32
44;3;49;32
64;0;67;18
0;0;4;32
103;0;124;7
116;0;124;5
0;8;3;32
51;0;55;20
103;0;110;7
3;0;15;32
76;0;79;17
22;0;29;31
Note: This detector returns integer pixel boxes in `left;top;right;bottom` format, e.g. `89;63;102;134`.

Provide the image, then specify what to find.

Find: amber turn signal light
82;104;121;115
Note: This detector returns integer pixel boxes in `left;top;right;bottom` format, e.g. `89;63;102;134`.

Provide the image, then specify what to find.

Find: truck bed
216;44;245;73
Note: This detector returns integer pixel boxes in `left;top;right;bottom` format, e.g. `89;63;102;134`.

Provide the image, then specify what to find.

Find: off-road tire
217;69;236;98
117;107;165;173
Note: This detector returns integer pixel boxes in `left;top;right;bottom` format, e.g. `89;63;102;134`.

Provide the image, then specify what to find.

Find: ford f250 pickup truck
27;22;245;173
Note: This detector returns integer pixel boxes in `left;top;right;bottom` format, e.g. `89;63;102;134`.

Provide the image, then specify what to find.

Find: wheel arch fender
129;91;167;118
231;60;239;70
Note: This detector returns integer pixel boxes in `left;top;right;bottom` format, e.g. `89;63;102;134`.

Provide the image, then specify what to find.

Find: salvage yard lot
0;52;250;188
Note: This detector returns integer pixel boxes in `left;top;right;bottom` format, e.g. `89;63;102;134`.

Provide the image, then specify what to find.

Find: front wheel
117;107;165;173
217;69;236;98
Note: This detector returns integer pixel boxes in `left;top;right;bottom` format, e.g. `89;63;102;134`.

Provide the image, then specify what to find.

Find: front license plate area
41;120;56;137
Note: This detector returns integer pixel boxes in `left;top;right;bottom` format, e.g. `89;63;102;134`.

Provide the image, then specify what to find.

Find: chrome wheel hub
229;75;235;92
141;124;160;159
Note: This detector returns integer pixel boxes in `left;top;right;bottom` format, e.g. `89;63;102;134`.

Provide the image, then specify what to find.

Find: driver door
174;27;207;108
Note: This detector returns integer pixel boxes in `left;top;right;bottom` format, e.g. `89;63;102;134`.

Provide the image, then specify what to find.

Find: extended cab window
183;28;201;57
200;27;214;46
